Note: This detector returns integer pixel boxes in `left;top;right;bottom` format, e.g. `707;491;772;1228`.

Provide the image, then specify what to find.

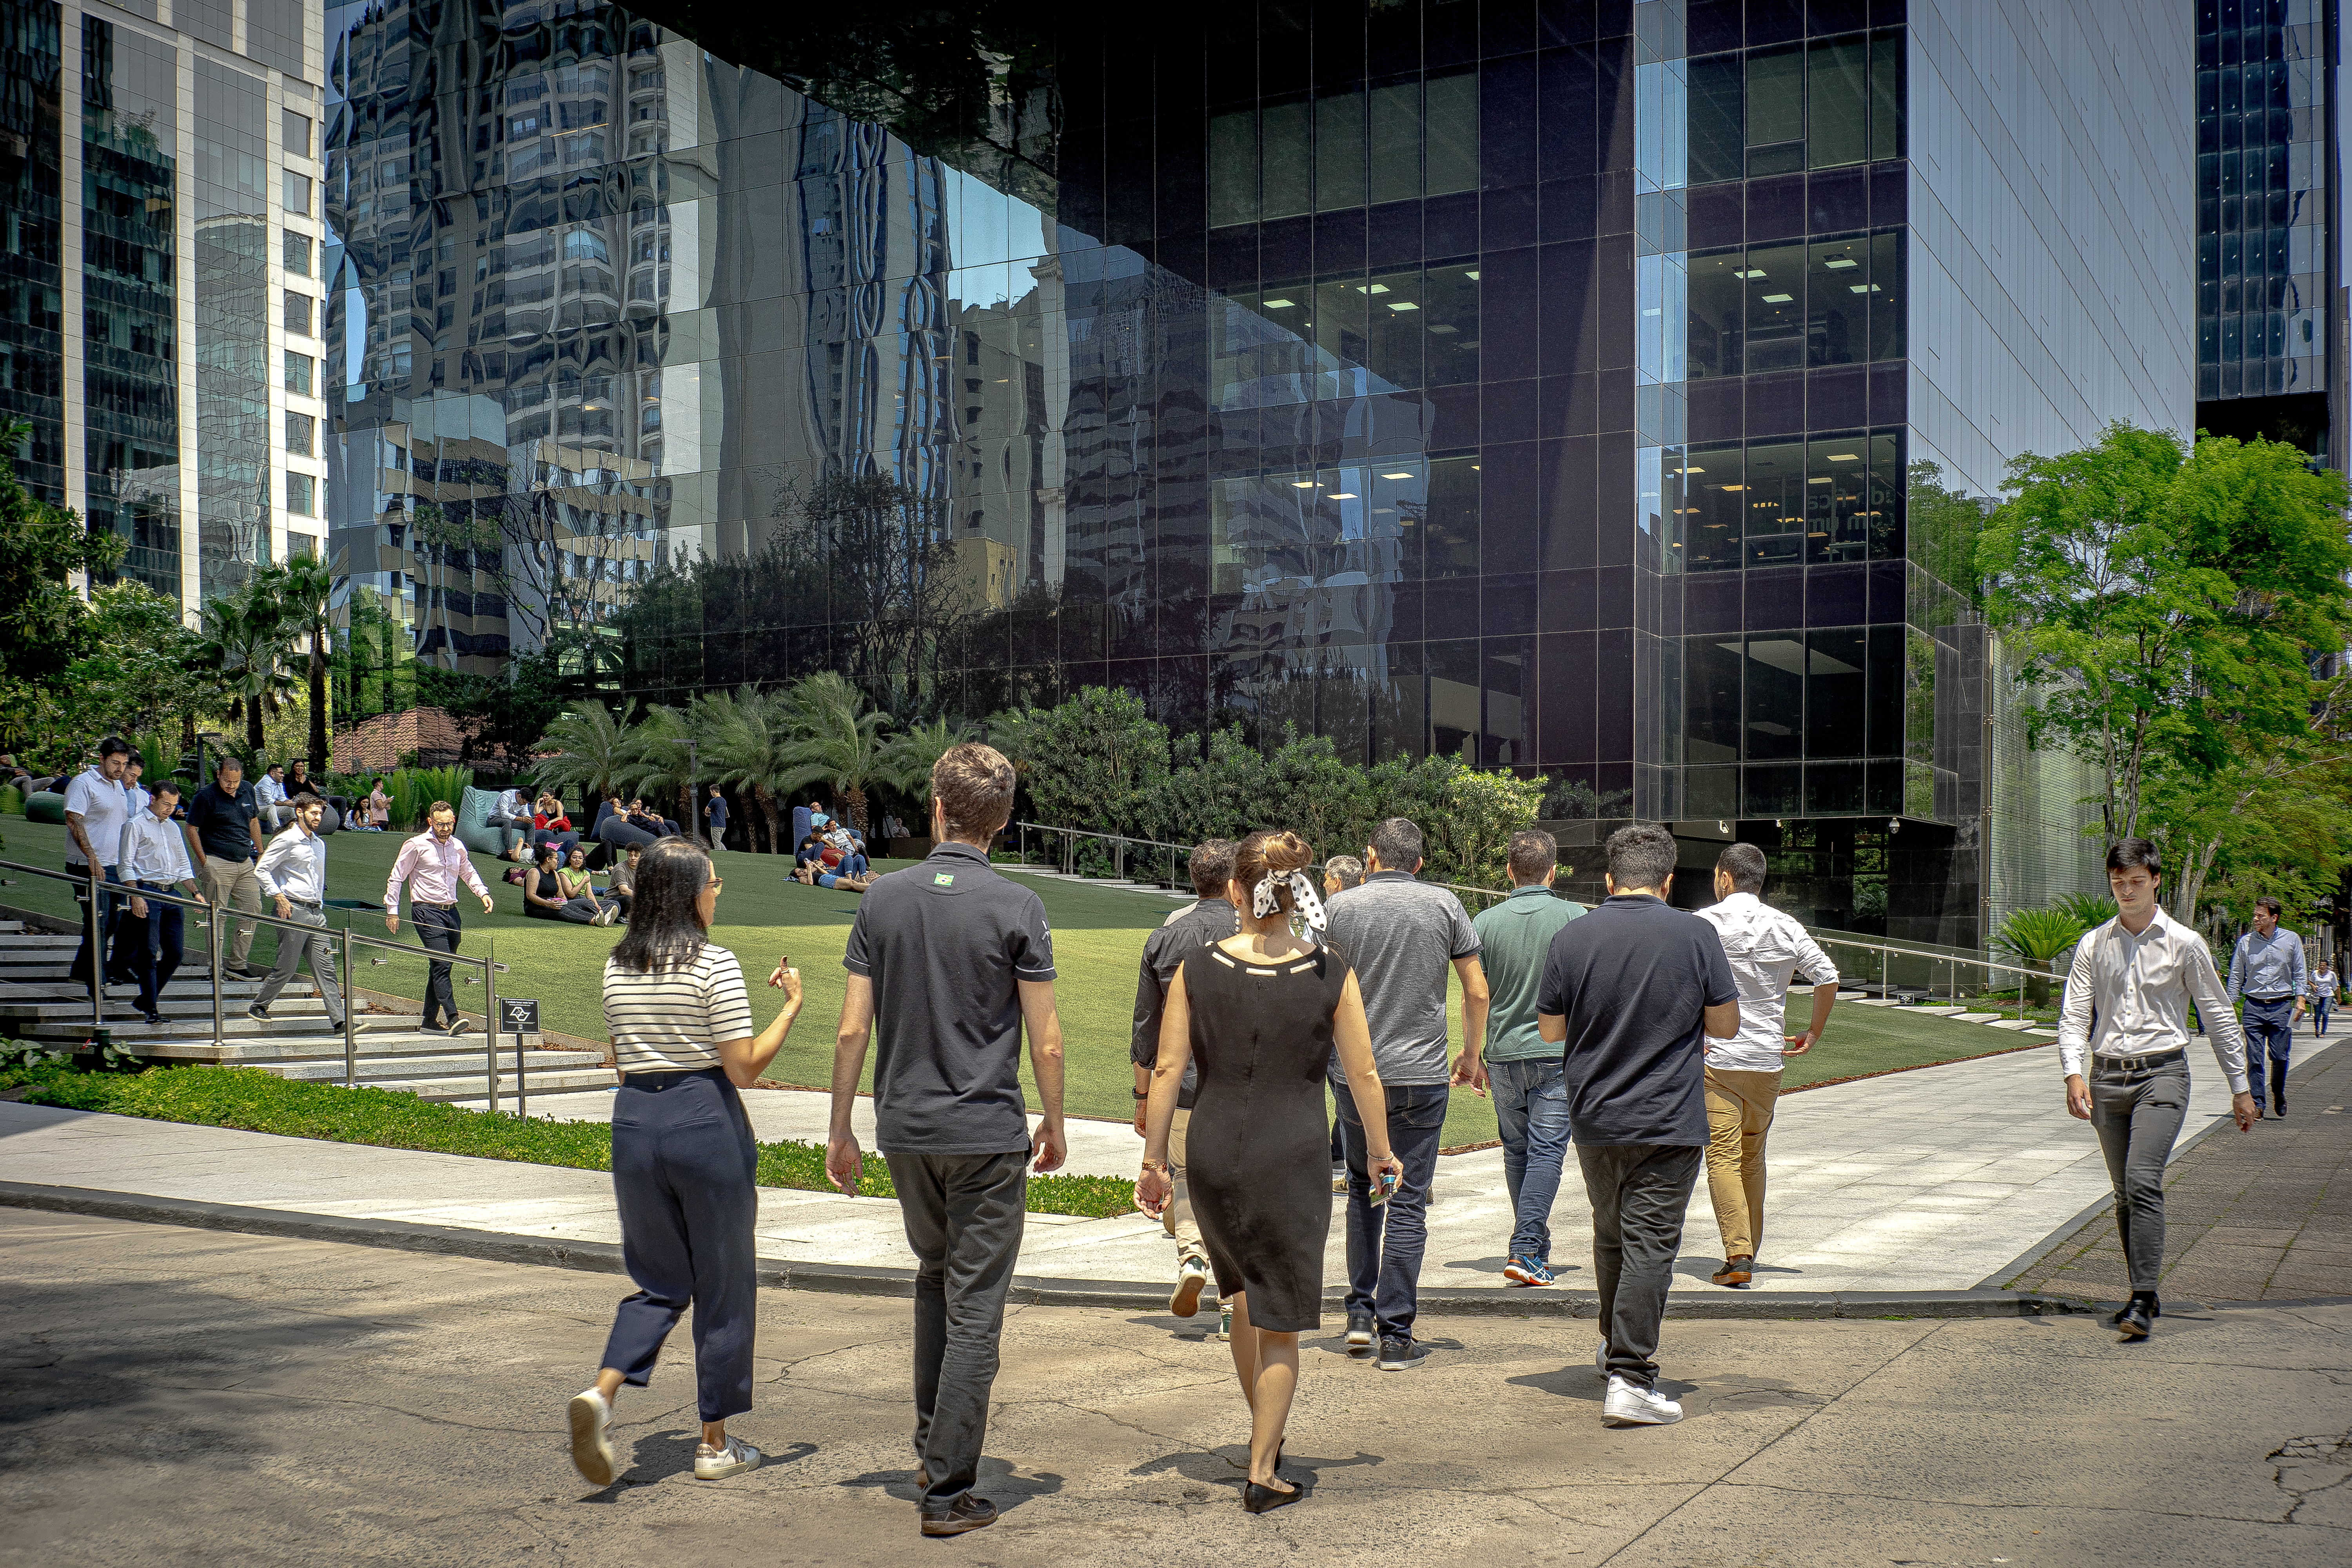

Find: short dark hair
96;737;131;759
149;777;180;799
1717;842;1769;894
267;762;285;774
1368;816;1423;871
613;837;714;971
1189;838;1238;897
289;791;323;810
2254;895;2283;918
535;842;563;867
1605;823;1677;891
427;800;456;818
214;755;243;772
2106;837;2162;877
1507;829;1557;886
124;754;143;769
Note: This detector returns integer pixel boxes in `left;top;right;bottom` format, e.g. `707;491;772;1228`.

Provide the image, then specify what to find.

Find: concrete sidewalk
5;1027;2330;1298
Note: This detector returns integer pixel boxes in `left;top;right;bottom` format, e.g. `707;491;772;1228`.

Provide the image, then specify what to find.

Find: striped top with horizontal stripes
603;944;754;1074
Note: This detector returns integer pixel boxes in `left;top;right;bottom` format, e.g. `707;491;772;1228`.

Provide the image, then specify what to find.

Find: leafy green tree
416;646;575;770
770;670;919;833
877;714;978;823
991;685;1172;846
698;686;795;852
333;584;416;722
0;420;126;747
531;699;642;804
54;582;215;750
1978;424;2352;847
194;582;299;757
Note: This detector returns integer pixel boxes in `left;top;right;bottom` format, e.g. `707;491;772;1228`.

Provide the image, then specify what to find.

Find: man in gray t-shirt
1322;817;1489;1370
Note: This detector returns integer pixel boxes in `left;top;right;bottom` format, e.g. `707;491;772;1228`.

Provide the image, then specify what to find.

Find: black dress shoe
918;1493;997;1537
2116;1300;2152;1339
1242;1480;1303;1514
2273;1093;2287;1118
2106;1296;2160;1325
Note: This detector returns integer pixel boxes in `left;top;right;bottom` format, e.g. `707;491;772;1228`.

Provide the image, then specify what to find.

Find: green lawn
0;819;2044;1146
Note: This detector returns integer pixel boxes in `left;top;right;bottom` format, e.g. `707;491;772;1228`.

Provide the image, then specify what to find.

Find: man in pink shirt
385;800;496;1036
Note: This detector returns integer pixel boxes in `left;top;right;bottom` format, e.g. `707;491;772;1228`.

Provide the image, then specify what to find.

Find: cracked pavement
3;1210;2348;1567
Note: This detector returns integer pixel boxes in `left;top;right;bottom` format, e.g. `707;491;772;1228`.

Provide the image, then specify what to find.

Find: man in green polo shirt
1457;829;1585;1286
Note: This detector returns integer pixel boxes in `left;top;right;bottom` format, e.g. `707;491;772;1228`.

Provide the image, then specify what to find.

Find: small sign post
502;997;540;1117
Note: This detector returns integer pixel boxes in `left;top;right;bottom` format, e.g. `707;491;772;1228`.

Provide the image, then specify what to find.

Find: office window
1747;47;1804;175
285;350;313;394
1688;54;1744;185
283;230;311;277
1209;111;1256;225
286;472;315;516
285;411;314;456
283;107;312;159
1261;100;1311;220
1314;89;1366;212
284;290;312;336
1423;72;1479;195
282;170;310;216
1367;80;1422;203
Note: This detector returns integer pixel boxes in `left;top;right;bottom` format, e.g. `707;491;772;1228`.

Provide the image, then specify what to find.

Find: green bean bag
26;790;65;826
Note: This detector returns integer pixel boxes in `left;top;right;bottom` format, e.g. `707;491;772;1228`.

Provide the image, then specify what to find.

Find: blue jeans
1489;1057;1572;1266
2314;998;2332;1036
2242;995;2297;1102
1338;1082;1449;1342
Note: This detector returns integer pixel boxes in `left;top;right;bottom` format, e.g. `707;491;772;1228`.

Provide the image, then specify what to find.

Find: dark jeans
1490;1057;1572;1266
67;862;127;989
1579;1142;1702;1391
2090;1056;2190;1293
412;902;461;1027
1338;1082;1450;1342
112;880;184;1014
884;1147;1028;1512
2314;997;2332;1036
602;1069;759;1422
2241;996;2296;1103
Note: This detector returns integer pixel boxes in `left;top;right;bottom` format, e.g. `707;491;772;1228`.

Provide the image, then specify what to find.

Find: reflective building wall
326;0;2198;946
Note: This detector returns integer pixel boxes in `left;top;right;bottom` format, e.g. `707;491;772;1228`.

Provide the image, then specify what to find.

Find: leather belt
2093;1048;2186;1074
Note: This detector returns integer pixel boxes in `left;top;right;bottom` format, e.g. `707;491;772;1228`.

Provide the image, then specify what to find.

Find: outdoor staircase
0;923;616;1104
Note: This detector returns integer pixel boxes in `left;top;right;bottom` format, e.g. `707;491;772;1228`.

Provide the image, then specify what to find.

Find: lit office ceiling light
1263;298;1295;308
1328;492;1357;499
1827;452;1858;461
1824;258;1858;270
1388;301;1419;310
1381;471;1414;479
1291;480;1316;488
1736;269;1766;278
1850;283;1881;293
1762;292;1793;303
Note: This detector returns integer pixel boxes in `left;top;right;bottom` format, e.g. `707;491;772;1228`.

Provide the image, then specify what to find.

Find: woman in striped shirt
568;837;804;1487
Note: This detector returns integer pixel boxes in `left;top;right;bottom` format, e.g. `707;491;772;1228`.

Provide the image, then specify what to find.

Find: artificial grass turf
0;1062;1140;1218
0;819;2056;1146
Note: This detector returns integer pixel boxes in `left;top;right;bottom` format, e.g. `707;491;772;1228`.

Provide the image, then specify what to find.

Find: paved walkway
2013;1038;2352;1301
6;1024;2334;1297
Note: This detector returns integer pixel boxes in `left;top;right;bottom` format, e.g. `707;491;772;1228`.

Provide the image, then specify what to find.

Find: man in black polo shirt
826;742;1065;1539
182;756;265;978
1537;823;1738;1429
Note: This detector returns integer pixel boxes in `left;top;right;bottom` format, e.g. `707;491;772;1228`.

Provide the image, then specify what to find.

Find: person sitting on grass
792;848;875;893
524;842;615;924
559;844;616;922
812;812;870;877
793;826;827;870
607;842;641;918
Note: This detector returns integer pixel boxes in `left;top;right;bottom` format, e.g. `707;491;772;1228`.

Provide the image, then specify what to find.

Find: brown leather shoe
920;1493;997;1537
1711;1256;1754;1287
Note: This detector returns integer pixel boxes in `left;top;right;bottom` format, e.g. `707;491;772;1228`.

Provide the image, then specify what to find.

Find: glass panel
287;472;315;517
1742;439;1806;568
282;169;310;216
1687;53;1744;185
1316;89;1366;212
1744;635;1806;759
1869;29;1905;162
1209;110;1257;226
1868;429;1905;559
1804;628;1867;756
1424;71;1479;195
1867;623;1904;757
1807;437;1871;564
1742;241;1807;372
285;350;313;394
1807;38;1869;169
1313;273;1370;396
1682;442;1744;572
1425;454;1480;578
1368;80;1421;203
1807;236;1866;365
283;230;311;276
1261;100;1311;219
1806;760;1865;815
1422;260;1479;383
1746;762;1803;817
1686;764;1739;818
283;107;311;159
1364;263;1423;390
1685;634;1744;764
1867;228;1904;361
1748;45;1804;174
1688;247;1743;378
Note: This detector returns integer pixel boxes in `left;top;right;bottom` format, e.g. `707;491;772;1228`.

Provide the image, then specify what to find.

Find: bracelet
1132;1089;1150;1100
1138;1158;1169;1172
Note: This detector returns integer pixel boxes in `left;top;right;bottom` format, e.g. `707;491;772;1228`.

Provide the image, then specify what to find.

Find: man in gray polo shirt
1323;816;1488;1372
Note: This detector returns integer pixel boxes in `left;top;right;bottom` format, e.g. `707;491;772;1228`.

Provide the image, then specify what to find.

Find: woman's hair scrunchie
1252;867;1328;932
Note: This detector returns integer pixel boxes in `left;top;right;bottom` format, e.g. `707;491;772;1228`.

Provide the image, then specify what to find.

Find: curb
0;1179;2096;1319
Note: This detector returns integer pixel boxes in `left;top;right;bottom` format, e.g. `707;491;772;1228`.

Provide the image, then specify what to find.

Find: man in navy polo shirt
1538;822;1738;1430
825;742;1066;1539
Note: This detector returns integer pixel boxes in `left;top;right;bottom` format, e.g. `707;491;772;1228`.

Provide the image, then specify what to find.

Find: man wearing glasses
385;800;497;1037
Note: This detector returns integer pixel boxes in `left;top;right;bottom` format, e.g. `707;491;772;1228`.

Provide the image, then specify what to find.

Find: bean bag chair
26;790;67;825
456;786;528;858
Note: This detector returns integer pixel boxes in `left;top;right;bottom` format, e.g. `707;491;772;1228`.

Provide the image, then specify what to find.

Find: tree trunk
308;627;329;774
246;699;266;757
844;784;868;833
754;784;780;854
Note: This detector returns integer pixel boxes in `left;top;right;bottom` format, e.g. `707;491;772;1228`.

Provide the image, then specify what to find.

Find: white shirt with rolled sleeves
117;809;195;886
254;823;328;905
2056;908;2252;1093
1694;891;1840;1072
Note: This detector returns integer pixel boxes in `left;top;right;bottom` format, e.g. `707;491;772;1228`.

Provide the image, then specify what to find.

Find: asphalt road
3;1210;2346;1567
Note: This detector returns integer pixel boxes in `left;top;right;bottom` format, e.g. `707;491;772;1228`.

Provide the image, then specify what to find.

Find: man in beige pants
1695;844;1838;1287
181;757;266;977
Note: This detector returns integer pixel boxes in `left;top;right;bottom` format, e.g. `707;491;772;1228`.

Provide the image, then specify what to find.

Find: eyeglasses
705;877;724;895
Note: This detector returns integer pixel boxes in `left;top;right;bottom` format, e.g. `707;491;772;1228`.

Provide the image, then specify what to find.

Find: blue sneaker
1503;1256;1556;1287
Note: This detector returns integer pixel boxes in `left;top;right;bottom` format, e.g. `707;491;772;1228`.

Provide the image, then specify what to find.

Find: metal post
516;1015;528;1119
483;938;500;1114
87;864;103;1029
341;926;356;1087
209;899;224;1055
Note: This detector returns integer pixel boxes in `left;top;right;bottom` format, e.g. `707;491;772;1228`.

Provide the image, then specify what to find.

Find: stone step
21;1013;408;1044
252;1050;606;1083
0;993;346;1021
0;933;81;949
138;1034;572;1066
366;1067;621;1104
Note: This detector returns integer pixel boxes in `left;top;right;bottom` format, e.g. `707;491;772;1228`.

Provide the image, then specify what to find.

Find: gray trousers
254;902;343;1025
2090;1056;2190;1293
1579;1142;1702;1391
883;1148;1027;1512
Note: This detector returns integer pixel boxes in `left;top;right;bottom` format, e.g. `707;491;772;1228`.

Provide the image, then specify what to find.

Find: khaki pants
1704;1066;1782;1260
198;856;262;969
1163;1106;1209;1270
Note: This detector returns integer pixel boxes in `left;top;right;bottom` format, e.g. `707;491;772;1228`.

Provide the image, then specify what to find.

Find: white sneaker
1170;1258;1209;1318
1602;1374;1682;1427
694;1436;763;1479
568;1388;617;1485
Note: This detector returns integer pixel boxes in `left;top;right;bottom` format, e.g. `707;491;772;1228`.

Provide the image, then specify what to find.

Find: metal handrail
1805;931;2065;1021
0;856;509;1107
1010;820;1532;909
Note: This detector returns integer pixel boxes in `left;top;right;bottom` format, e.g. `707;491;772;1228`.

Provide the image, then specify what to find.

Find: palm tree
531;699;641;807
876;714;975;827
195;585;298;757
616;702;699;831
257;556;334;773
772;671;910;833
699;685;794;853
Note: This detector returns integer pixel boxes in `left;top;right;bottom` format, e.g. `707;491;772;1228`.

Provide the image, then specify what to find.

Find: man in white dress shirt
250;794;347;1029
113;779;206;1024
63;737;134;991
1694;843;1838;1287
254;763;291;831
2058;837;2258;1339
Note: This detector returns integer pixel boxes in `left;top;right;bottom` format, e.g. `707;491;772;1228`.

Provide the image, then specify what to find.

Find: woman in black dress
1137;829;1401;1513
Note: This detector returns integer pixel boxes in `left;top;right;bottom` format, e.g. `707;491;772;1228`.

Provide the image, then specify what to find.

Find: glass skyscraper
0;0;325;610
325;0;2220;946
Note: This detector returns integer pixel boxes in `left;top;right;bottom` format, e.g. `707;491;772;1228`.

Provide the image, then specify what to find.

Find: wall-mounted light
1888;818;1902;834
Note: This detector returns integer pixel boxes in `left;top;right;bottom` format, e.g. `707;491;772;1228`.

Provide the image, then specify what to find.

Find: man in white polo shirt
64;737;134;992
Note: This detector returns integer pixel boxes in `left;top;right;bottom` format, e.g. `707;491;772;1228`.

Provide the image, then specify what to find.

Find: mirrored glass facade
324;0;2206;945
